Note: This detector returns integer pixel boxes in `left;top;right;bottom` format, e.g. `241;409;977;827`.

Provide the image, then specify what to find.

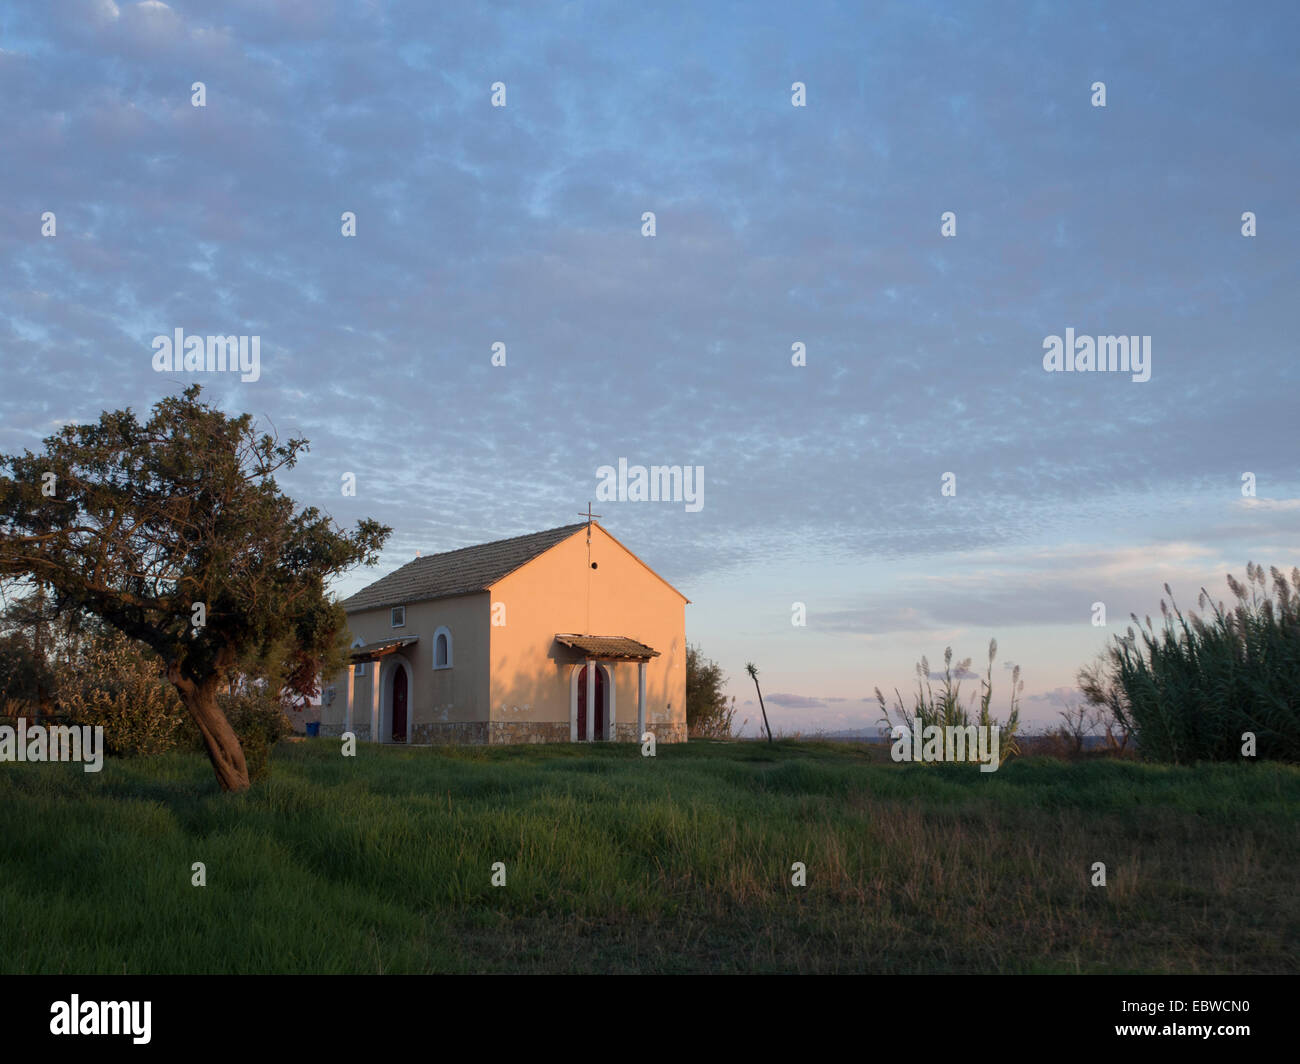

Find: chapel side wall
321;593;490;740
401;594;492;734
487;526;687;742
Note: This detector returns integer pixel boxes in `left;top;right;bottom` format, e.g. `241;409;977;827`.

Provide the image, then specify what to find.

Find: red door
576;665;606;741
391;666;407;742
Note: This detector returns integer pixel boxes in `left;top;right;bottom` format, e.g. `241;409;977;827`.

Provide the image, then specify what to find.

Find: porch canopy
339;637;419;743
556;634;659;742
349;636;419;664
554;634;659;661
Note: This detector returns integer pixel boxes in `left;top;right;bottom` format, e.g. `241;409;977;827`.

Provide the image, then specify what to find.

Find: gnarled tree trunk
169;667;249;793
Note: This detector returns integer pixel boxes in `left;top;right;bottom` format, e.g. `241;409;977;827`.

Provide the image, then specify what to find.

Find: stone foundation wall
487;721;572;745
320;722;370;741
614;722;687;744
411;721;489;745
320;719;688;746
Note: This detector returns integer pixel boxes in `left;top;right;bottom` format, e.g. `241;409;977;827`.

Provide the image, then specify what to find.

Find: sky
2;0;1298;735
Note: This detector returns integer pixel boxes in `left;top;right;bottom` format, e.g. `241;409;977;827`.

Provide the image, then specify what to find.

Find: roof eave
343;587;489;614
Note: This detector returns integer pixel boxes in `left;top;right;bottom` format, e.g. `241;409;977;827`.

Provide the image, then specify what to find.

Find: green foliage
215;690;293;782
0;387;387;686
3;619;296;773
0;385;388;689
1079;563;1300;763
57;630;191;756
0;582;77;712
685;643;736;738
876;639;1022;764
0;385;390;789
0;631;44;708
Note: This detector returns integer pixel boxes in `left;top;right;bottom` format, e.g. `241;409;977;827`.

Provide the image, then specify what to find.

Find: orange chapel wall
487;525;687;740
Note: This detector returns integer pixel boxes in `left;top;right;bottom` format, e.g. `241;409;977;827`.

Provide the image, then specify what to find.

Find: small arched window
433;626;453;670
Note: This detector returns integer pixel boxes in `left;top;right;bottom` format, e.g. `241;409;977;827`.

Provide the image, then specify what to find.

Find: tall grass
876;639;1022;764
1079;563;1300;763
0;740;1295;974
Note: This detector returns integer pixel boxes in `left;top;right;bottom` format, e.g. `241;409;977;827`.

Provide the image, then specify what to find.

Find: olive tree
0;386;389;791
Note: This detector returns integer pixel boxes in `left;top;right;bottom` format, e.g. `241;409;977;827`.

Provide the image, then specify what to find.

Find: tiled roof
343;523;588;613
555;634;660;660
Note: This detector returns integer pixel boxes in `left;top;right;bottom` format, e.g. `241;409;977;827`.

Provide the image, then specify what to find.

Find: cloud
764;692;826;709
2;0;1297;686
816;540;1283;636
1022;687;1082;711
1237;497;1300;512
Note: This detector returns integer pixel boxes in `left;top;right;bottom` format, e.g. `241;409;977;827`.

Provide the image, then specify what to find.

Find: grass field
2;739;1296;973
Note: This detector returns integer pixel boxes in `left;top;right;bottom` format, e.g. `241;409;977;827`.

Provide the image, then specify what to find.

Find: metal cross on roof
578;501;602;555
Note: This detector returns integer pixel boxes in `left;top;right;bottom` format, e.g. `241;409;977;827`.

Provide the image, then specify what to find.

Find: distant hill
817;729;1114;749
818;729;889;743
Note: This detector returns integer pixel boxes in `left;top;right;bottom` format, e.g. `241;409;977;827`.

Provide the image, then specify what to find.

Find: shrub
214;690;293;782
47;630;294;777
0;697;36;721
1079;563;1300;763
57;632;190;756
876;639;1022;765
686;644;738;739
0;632;46;706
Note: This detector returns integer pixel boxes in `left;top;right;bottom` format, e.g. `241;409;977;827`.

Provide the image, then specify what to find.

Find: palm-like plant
745;662;773;743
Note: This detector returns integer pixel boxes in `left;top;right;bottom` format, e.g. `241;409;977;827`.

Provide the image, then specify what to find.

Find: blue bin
305;722;321;737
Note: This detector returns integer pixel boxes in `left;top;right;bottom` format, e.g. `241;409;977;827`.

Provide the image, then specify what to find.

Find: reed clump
1079;563;1300;763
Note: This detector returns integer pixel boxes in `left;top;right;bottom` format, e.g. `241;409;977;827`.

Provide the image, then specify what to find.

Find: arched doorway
576;664;607;741
390;664;408;743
